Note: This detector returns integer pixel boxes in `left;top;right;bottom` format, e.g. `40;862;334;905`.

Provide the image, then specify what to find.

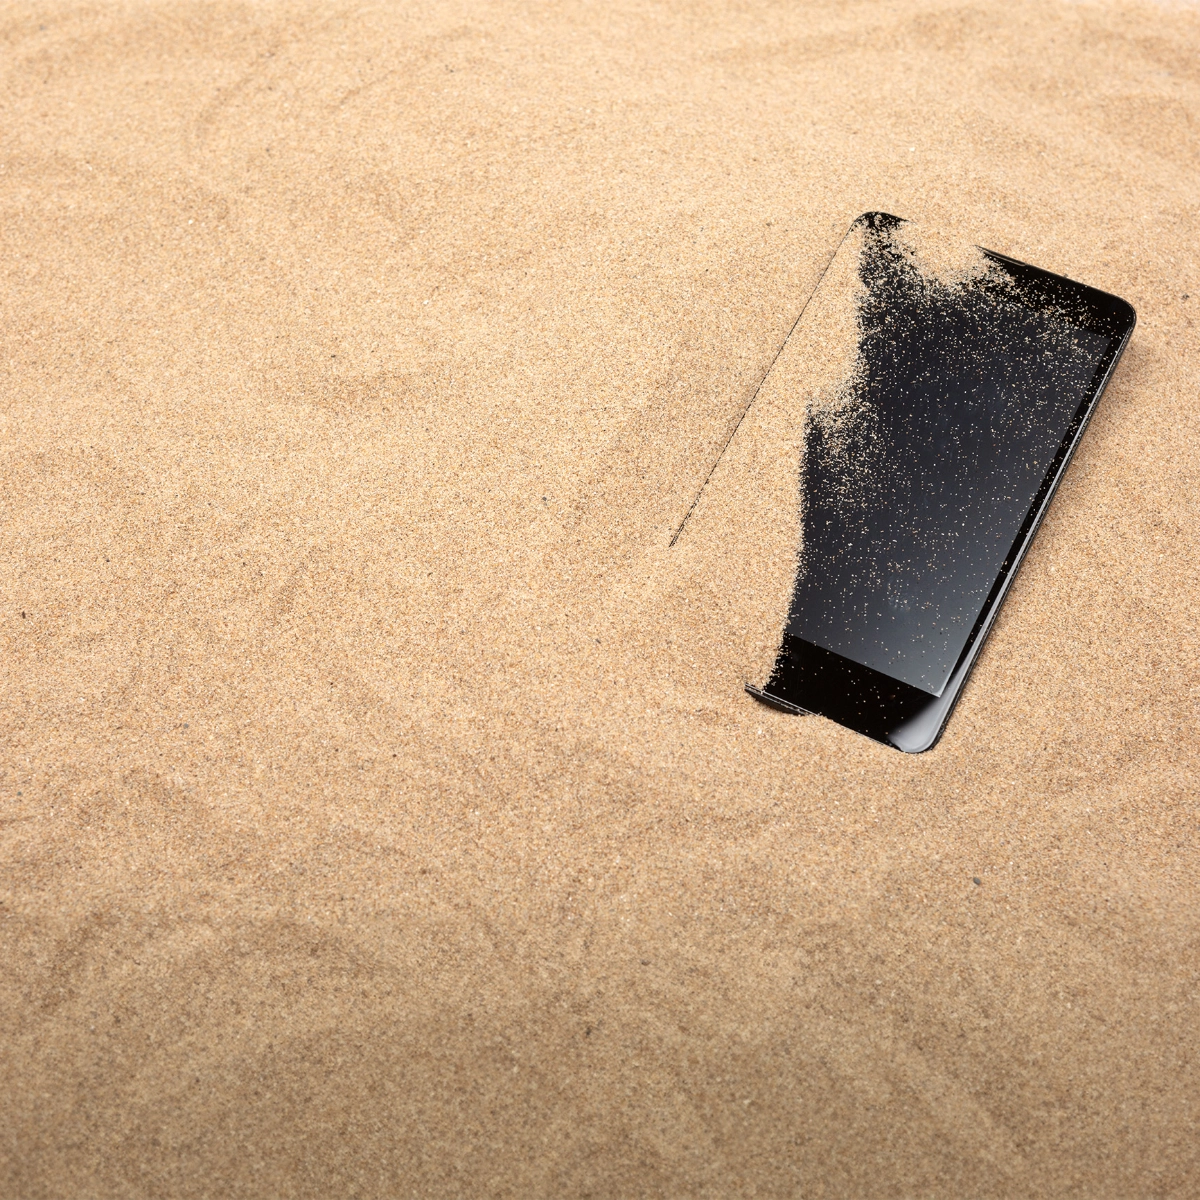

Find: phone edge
901;296;1138;753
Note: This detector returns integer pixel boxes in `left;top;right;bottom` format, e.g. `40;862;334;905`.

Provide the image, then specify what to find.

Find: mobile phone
744;212;1136;752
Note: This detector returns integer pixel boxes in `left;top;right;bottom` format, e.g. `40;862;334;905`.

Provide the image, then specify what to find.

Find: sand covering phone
673;212;1135;752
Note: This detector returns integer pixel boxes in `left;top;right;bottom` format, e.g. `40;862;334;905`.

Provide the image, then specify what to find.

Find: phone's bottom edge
748;679;943;754
745;636;960;755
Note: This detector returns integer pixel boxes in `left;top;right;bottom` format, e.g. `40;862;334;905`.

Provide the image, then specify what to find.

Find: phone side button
745;684;812;716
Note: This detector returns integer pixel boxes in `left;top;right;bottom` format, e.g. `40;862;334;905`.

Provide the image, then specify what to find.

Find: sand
2;0;1198;1195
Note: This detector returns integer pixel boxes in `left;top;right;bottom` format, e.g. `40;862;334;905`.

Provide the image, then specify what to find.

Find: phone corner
887;715;951;755
890;734;940;755
1119;297;1138;334
852;210;904;233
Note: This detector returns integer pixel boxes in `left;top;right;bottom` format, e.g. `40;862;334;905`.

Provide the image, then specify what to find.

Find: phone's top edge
980;246;1137;330
851;210;905;229
846;213;1137;331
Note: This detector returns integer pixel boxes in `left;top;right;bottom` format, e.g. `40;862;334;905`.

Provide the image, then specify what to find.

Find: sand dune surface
2;0;1199;1195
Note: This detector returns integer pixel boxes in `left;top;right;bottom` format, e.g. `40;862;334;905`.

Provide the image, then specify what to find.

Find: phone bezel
748;224;1137;753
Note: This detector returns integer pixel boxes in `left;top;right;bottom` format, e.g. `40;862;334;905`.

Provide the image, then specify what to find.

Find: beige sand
2;1;1199;1195
672;213;867;695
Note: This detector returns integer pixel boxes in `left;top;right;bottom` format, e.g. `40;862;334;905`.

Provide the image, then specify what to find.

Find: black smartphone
746;212;1136;752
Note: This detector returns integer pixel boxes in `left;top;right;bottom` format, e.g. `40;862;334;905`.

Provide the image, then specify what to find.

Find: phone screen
745;213;1135;750
788;226;1113;696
